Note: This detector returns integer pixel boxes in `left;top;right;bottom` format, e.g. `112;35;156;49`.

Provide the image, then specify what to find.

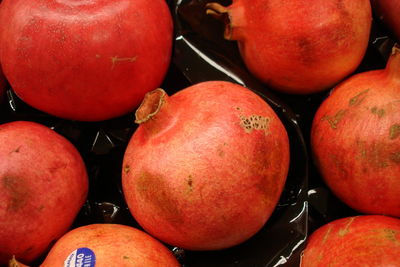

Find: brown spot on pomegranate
383;228;399;242
371;106;386;118
10;146;22;154
186;175;194;193
124;165;131;174
349;89;369;106
2;176;30;211
390;152;400;163
48;161;67;174
136;172;183;225
322;109;347;129
338;217;355;236
322;226;333;244
239;114;270;133
297;37;315;66
389;124;400;140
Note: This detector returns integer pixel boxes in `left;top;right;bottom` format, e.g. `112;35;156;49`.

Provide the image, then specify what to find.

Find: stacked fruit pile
0;0;399;266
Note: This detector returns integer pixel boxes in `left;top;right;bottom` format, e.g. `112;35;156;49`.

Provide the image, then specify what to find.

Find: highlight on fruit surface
9;224;181;267
0;121;88;265
206;0;372;94
300;215;400;267
122;81;290;250
311;44;400;217
0;0;173;121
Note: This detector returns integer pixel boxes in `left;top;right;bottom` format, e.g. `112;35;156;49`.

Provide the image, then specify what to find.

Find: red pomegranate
0;121;88;265
122;81;290;250
206;0;372;94
300;215;400;266
311;44;400;217
0;0;173;121
9;224;180;267
371;0;400;42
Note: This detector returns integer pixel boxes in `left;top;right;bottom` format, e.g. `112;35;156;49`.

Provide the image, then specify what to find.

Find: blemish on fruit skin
322;109;347;129
186;175;194;192
124;165;130;174
136;172;183;225
338;217;355;237
322;226;333;244
390;152;400;163
389;124;400;140
2;176;30;211
383;228;399;242
371;106;385;118
349;89;369;106
111;55;137;69
9;146;22;154
240;114;270;134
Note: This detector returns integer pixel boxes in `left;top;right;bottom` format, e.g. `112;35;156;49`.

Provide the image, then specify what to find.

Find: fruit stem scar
111;56;137;69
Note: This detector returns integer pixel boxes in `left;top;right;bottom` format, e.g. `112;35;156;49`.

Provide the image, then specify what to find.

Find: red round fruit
311;44;400;216
371;0;400;42
206;0;372;94
122;81;290;250
0;121;88;265
10;224;180;267
0;0;173;121
300;215;400;266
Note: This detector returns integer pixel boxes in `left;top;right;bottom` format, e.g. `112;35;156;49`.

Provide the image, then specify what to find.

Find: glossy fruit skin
122;81;290;250
0;121;88;264
0;0;173;121
311;46;400;216
216;0;371;94
371;0;400;42
28;224;180;267
300;215;400;267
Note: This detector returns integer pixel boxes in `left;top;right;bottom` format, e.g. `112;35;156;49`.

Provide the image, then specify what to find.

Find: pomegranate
0;121;88;265
311;44;400;217
122;81;290;250
300;215;400;266
9;224;180;267
0;0;173;121
206;0;372;94
371;0;400;42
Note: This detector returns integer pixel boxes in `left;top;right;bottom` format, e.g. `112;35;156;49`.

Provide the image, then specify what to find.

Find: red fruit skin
27;224;180;267
371;0;400;42
311;47;400;216
122;81;290;250
300;215;400;267
0;121;88;264
0;0;173;121
223;0;371;94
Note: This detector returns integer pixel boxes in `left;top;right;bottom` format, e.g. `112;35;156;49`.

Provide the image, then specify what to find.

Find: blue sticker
64;247;96;267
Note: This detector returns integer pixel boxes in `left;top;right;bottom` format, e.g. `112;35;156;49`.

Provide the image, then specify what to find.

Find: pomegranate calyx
8;256;29;267
206;2;233;40
135;88;167;124
387;43;400;81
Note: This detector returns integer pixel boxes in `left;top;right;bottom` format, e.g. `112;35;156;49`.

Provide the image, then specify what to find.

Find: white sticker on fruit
64;247;96;267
